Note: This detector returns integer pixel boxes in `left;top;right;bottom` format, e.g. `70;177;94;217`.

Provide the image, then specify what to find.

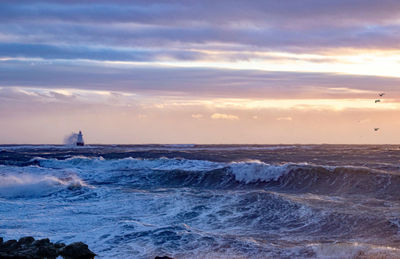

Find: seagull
375;99;381;103
374;128;380;131
378;93;385;97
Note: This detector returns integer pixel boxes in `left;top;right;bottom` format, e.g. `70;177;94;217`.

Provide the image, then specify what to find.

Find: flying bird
375;99;381;103
374;128;380;131
378;93;385;97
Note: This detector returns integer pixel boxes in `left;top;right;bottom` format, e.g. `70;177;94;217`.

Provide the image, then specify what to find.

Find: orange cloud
211;113;239;120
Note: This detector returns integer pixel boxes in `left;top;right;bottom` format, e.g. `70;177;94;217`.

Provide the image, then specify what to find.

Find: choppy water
0;145;399;258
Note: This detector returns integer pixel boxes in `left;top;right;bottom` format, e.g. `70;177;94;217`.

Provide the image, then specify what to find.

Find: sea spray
64;132;79;145
0;173;88;198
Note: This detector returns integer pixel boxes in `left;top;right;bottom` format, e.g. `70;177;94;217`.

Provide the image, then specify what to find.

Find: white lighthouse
76;131;85;146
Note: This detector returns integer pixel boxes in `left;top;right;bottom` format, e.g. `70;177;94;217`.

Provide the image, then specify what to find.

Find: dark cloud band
0;1;400;53
1;59;399;99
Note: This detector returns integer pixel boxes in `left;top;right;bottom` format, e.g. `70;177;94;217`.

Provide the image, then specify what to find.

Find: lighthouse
76;131;85;146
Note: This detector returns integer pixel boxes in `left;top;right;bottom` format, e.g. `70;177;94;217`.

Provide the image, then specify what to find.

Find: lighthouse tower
76;131;85;146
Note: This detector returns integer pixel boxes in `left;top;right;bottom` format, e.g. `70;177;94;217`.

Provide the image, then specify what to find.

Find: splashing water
63;132;79;145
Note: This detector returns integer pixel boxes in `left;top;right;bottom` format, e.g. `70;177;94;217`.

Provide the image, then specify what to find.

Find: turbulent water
0;145;399;259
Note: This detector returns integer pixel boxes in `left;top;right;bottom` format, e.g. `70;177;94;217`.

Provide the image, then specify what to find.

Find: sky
1;0;400;144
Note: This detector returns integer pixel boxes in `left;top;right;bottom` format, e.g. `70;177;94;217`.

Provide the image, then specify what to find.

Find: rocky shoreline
0;236;176;259
0;236;96;259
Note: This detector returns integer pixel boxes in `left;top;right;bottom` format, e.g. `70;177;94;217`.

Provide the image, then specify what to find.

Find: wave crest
0;173;88;198
229;160;293;183
27;156;400;198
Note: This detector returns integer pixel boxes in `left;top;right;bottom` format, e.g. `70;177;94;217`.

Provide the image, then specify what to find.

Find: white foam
34;156;296;184
33;156;385;186
310;242;400;259
0;171;87;198
35;156;225;172
229;160;291;183
33;157;308;185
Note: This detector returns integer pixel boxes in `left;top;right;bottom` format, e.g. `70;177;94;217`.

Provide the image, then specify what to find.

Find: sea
0;145;399;259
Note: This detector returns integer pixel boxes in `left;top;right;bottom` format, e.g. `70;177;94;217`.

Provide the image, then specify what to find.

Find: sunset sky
1;0;400;144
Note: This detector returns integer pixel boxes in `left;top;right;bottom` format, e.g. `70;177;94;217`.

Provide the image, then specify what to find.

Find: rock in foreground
0;237;95;259
60;242;96;259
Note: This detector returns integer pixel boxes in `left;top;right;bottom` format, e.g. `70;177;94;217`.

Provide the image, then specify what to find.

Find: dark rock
2;239;19;250
54;242;66;249
37;245;57;258
59;242;96;259
18;236;35;246
0;254;31;259
32;238;50;246
6;249;37;259
3;239;18;246
0;237;95;259
155;256;175;259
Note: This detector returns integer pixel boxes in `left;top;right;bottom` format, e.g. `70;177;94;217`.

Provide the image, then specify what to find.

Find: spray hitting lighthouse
76;130;85;146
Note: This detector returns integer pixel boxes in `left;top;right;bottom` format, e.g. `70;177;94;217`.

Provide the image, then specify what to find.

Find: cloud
1;60;400;99
276;117;293;121
211;113;239;120
0;87;138;110
2;21;400;53
0;43;204;62
1;1;399;28
0;1;400;57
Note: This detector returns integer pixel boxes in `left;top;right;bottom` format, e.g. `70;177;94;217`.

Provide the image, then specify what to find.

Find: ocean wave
0;145;98;151
27;156;400;198
32;156;225;171
309;242;400;259
31;156;294;187
32;156;297;176
0;144;301;153
123;145;301;152
229;160;293;183
0;171;88;198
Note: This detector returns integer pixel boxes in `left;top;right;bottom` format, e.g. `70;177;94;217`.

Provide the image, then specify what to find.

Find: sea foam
0;170;87;198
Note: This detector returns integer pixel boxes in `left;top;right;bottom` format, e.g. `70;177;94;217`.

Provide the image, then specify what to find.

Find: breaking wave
28;156;400;198
0;170;88;198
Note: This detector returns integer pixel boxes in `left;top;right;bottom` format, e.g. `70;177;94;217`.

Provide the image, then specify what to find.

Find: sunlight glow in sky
147;51;400;78
1;1;400;144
